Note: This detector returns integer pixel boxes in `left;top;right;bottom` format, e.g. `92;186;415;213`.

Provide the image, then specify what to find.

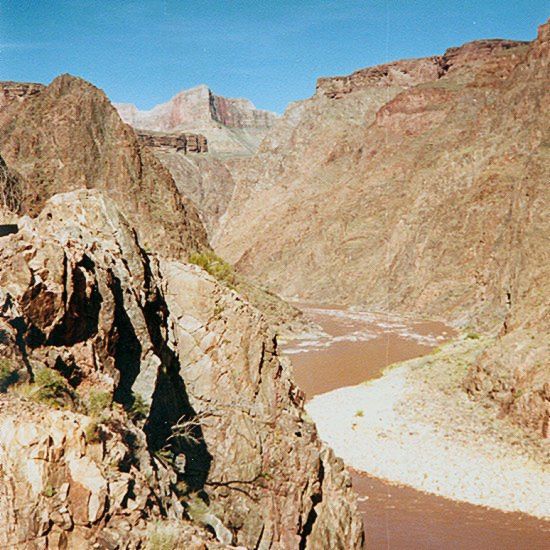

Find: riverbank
306;336;550;519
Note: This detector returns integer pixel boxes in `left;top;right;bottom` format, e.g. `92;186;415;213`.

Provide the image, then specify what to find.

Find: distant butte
115;84;277;155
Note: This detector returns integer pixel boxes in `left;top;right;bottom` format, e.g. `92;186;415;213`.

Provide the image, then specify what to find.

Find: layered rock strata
115;85;277;155
214;22;550;435
137;130;208;153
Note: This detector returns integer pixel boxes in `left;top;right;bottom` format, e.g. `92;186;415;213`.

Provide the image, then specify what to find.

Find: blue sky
0;1;548;113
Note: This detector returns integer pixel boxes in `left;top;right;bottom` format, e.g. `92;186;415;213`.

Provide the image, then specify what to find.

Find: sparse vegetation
29;368;75;409
189;250;236;289
84;420;103;444
0;358;19;393
85;389;112;418
127;392;150;423
167;413;207;447
41;485;56;498
185;494;210;524
146;521;179;550
355;409;364;418
466;332;481;340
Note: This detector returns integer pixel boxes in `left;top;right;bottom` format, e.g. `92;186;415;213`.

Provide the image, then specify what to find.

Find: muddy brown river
281;304;550;550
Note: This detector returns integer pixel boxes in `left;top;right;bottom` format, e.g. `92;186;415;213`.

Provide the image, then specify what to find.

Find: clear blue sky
0;1;548;113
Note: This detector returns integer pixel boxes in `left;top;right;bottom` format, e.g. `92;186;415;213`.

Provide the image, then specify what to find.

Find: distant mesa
115;84;278;155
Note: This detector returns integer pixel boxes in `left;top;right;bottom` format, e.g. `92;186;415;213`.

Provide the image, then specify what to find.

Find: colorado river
281;304;550;549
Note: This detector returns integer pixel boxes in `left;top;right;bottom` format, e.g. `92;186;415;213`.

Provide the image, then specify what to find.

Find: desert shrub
466;332;481;340
354;409;364;418
185;494;209;524
127;392;150;423
0;358;19;393
84;420;103;444
41;485;56;498
85;389;112;418
146;522;179;550
189;250;236;288
31;368;74;409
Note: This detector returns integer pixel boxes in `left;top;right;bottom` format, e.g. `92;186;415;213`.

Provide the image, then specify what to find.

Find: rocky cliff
214;22;549;435
0;74;208;259
137;130;208;153
0;154;23;222
0;81;44;112
0;74;311;337
0;189;363;548
115;85;277;155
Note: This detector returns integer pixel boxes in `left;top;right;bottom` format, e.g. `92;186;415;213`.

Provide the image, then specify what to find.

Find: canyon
211;21;550;440
0;76;362;547
0;15;548;550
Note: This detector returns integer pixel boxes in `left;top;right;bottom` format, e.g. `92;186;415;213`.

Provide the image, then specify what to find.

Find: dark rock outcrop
0;74;208;259
137;130;208;153
0;190;364;548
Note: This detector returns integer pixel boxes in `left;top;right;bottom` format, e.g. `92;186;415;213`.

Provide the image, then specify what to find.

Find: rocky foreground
0;190;363;548
0;72;362;547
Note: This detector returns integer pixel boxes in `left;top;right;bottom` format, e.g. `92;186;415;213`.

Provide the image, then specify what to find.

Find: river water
281;304;550;550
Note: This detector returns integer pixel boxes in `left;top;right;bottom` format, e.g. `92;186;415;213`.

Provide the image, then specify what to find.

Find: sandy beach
306;337;550;519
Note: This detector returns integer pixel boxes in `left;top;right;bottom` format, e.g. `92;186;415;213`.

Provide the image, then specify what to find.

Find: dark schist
0;224;18;237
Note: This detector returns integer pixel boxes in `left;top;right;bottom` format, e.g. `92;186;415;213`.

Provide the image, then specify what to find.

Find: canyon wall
0;74;208;259
214;29;547;331
214;22;549;435
115;84;277;155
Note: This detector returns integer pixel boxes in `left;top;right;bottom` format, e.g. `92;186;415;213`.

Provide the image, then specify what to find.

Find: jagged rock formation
0;81;44;112
214;22;550;435
0;154;23;222
0;190;363;548
0;76;308;336
115;85;277;155
137;130;208;153
0;74;208;259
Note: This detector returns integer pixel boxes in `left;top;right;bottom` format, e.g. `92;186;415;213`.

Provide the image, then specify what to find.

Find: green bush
41;485;56;498
189;250;236;288
0;359;19;393
31;368;74;409
127;393;150;423
146;522;179;550
85;389;112;418
84;420;103;444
